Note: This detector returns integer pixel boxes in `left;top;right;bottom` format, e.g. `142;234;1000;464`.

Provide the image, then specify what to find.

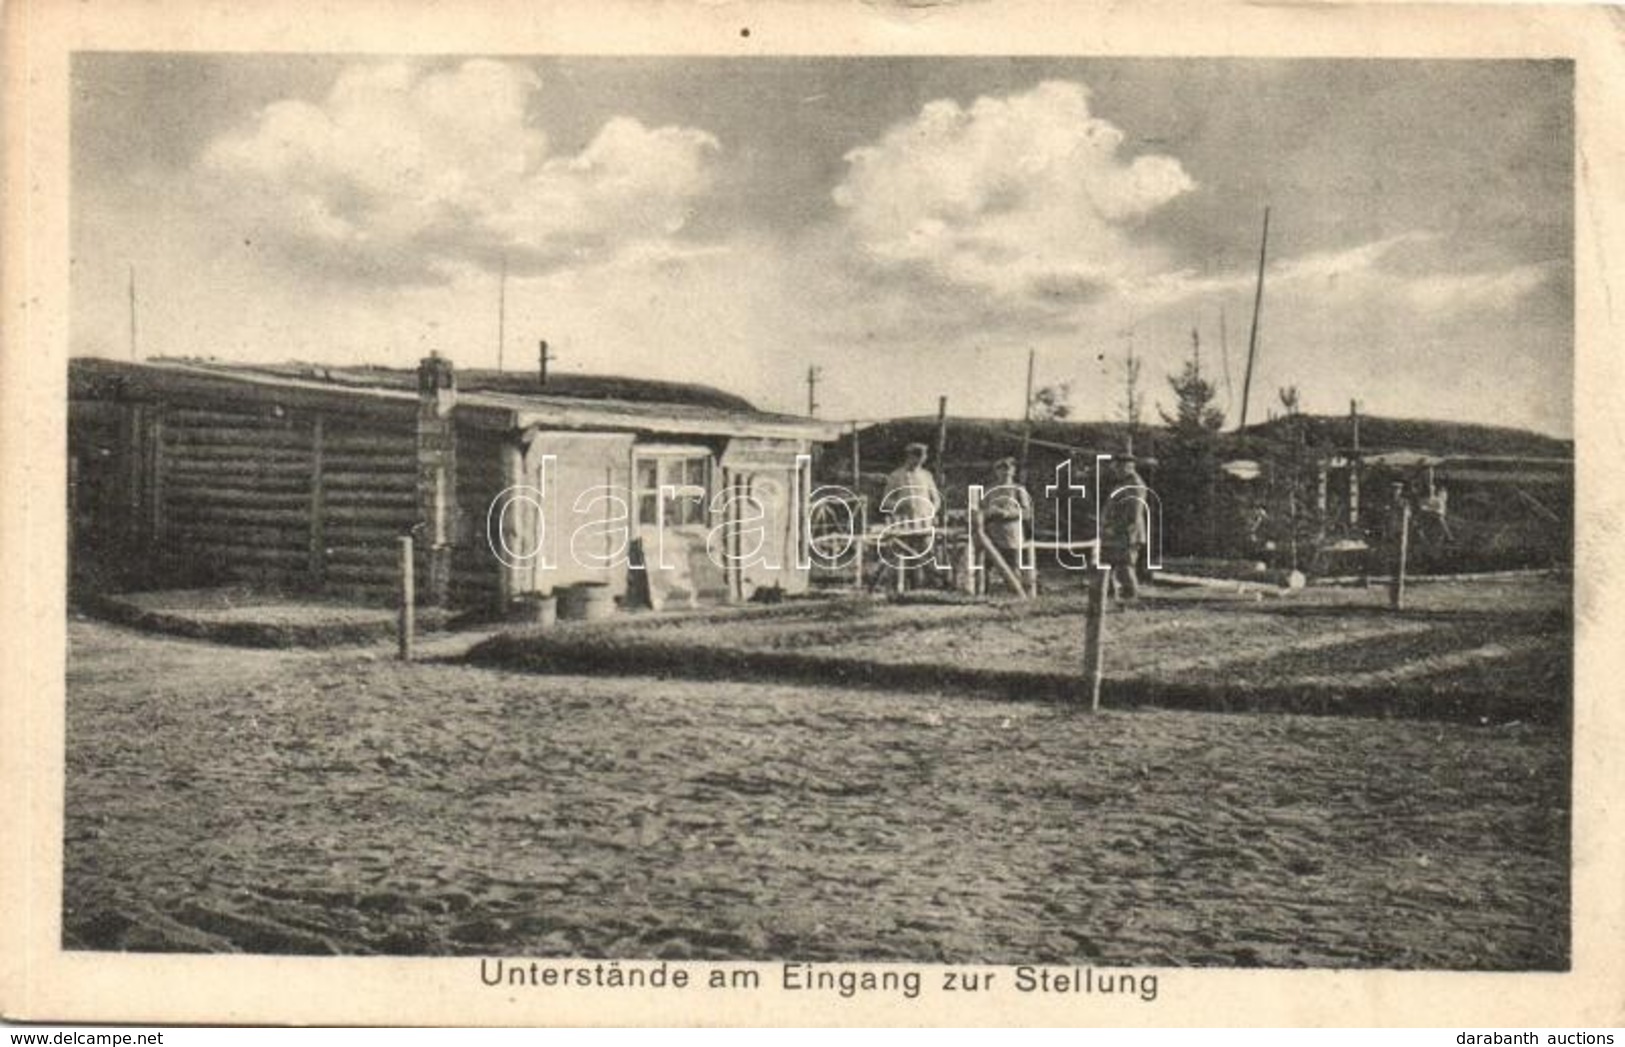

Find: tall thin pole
1082;565;1107;711
1018;349;1036;480
496;255;507;371
934;395;949;496
1218;305;1233;416
398;535;415;661
128;264;138;361
806;365;821;417
1239;206;1271;431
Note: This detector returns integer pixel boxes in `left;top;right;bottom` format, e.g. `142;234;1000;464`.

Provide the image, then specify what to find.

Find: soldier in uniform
880;443;942;591
1102;458;1150;602
973;456;1034;595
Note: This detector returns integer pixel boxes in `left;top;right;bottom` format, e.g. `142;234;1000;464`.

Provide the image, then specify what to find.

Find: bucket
517;591;557;628
558;581;615;621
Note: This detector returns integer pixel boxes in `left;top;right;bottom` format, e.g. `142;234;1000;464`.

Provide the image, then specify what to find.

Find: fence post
399;535;415;661
1389;483;1410;611
1082;558;1108;711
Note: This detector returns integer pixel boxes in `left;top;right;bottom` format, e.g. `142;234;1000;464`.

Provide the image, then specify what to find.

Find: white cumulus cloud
200;60;721;284
832;80;1195;306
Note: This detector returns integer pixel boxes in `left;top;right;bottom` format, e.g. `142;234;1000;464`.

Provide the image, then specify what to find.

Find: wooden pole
1019;349;1035;480
128;264;138;361
497;255;507;371
1239;206;1270;430
1082;561;1108;711
398;535;415;661
807;365;820;417
934;396;949;497
1389;484;1410;611
975;529;1027;599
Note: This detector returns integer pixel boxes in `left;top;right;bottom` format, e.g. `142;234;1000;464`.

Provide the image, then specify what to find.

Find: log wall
155;405;423;603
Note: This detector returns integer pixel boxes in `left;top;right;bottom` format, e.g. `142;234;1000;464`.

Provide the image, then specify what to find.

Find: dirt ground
64;608;1568;968
474;575;1573;722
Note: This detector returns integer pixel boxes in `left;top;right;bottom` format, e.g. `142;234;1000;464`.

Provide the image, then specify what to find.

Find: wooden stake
1389;486;1410;611
975;529;1027;599
1082;562;1108;711
398;535;415;661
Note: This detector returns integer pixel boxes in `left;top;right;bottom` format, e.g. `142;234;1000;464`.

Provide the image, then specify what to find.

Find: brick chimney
415;352;457;606
418;350;457;417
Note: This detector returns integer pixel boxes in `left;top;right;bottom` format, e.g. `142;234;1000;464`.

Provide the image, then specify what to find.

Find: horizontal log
320;433;418;454
323;471;416;489
322;446;418;462
322;505;417;525
166;488;313;509
166;505;313;529
322;524;417;544
163;540;309;564
322;471;418;489
317;488;417;507
165;466;309;485
166;481;312;500
166;512;308;535
166;445;312;464
164;426;311;449
323;546;396;566
166;409;298;429
318;454;420;471
164;451;311;472
165;467;311;486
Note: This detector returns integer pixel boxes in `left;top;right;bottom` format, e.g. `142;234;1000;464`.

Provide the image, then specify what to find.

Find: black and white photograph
6;0;1624;1029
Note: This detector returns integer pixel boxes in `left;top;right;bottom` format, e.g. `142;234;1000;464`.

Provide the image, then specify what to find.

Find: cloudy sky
72;55;1572;435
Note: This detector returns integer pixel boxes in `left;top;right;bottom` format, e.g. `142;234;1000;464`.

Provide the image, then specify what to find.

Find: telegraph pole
1239;206;1271;431
806;365;822;417
1018;349;1036;480
128;264;138;361
496;255;507;371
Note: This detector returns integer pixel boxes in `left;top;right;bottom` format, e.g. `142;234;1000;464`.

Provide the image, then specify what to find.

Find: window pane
636;459;658;492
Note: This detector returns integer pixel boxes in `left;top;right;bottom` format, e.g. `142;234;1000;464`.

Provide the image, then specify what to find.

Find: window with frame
634;449;712;529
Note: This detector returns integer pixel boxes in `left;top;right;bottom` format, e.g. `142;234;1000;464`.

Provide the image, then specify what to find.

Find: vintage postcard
3;0;1622;1029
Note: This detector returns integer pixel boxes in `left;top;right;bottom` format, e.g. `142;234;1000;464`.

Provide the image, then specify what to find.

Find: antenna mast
1239;206;1271;430
496;256;507;371
128;264;138;361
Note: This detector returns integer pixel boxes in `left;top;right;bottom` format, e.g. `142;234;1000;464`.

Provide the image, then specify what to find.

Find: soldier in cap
880;442;942;591
1102;457;1150;602
973;456;1035;595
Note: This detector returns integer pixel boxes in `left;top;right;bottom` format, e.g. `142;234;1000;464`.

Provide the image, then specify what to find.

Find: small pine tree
1118;346;1144;454
1159;330;1226;434
1156;330;1227;556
